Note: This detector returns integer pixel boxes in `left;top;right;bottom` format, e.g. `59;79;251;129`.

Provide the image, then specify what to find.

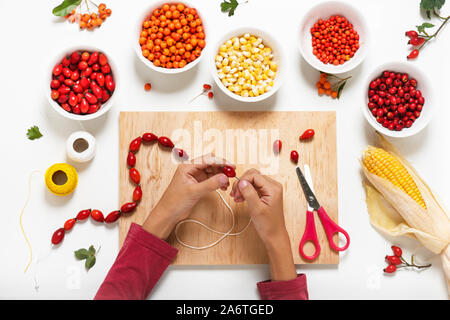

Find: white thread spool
66;131;96;163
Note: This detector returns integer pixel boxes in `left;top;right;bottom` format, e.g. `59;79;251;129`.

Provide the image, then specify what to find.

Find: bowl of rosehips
48;46;117;121
363;62;433;138
135;1;207;74
298;1;369;74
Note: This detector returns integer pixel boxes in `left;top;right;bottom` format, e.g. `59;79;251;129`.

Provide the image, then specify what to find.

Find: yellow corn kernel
362;147;426;209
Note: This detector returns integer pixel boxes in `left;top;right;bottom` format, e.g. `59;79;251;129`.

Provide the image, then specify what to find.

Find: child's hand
230;169;297;281
230;169;286;246
143;154;234;239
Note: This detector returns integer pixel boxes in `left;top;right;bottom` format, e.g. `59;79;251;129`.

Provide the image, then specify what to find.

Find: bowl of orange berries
135;1;207;74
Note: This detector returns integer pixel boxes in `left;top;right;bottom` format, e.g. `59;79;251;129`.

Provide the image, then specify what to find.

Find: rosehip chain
51;133;237;245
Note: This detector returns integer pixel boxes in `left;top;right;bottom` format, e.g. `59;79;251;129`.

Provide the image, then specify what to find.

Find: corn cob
362;146;426;209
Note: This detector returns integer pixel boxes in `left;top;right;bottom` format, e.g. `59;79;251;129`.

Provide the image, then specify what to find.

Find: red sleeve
94;223;178;300
257;274;309;300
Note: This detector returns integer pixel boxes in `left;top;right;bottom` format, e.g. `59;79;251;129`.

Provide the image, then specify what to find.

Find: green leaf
88;245;96;255
336;81;347;99
221;0;239;16
74;249;90;260
416;22;435;34
52;0;82;17
420;0;445;11
85;255;96;270
26;126;43;140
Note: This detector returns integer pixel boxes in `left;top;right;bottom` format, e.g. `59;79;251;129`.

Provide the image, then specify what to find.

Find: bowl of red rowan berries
48;46;117;121
362;62;434;138
135;1;207;74
298;1;369;74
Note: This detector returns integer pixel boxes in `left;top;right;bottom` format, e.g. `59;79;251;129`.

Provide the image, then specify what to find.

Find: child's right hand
230;169;287;246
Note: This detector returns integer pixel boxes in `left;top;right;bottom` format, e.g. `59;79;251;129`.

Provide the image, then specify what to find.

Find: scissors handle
317;207;350;252
299;210;321;261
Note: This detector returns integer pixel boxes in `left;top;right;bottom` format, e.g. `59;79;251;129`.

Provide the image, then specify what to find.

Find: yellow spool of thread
45;163;78;196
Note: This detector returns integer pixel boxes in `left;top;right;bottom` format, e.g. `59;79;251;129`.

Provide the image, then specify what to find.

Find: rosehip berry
300;129;315;141
290;150;299;164
273;140;282;154
129;168;141;184
51;228;65;245
386;255;402;265
127;151;136;167
129;137;142;153
105;210;121;223
158;136;174;148
133;186;143;202
392;245;403;257
76;209;91;220
407;50;419;60
142;133;158;142
121;202;137;213
222;165;236;178
90;209;104;223
63;218;76;231
384;264;397;274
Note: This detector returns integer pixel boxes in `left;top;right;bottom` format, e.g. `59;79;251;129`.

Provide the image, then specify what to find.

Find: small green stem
398;255;431;269
417;15;450;51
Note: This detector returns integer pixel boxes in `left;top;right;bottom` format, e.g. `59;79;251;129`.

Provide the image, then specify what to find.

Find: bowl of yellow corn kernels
210;27;283;102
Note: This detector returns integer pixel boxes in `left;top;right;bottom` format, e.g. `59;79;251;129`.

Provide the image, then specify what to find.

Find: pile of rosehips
405;31;423;60
367;70;425;132
51;50;115;115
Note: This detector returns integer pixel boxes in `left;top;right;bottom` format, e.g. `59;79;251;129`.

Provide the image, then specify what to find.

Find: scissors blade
296;166;321;211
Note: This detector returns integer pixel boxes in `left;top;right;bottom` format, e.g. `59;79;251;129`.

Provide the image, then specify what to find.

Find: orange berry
144;83;152;91
331;91;338;99
79;21;87;29
316;81;322;89
323;82;331;89
318;88;325;95
325;89;331;96
106;8;112;16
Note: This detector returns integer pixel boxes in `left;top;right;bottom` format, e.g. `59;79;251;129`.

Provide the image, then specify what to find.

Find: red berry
408;37;425;46
76;209;91;220
90;209;104;223
99;53;108;66
290;150;299;164
142;132;158;142
88;52;99;65
407;50;419;60
133;186;143;202
129;137;142;153
144;83;152;91
384;264;397;274
96;73;105;87
130;168;141;184
222;166;236;178
51;228;65;245
208;91;214;99
127;151;136;167
405;30;419;38
85;92;98;104
385;255;402;265
121;202;137;213
392;245;403;257
300;129;315;141
105;210;121;223
53;64;63;76
173;148;187;159
158;136;174;148
64;218;76;231
203;84;211;90
273;140;282;154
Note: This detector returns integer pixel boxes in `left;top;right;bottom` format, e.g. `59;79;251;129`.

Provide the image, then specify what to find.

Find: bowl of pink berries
363;62;433;138
48;46;117;121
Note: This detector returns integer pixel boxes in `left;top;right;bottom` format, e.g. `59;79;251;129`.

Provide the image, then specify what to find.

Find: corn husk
362;134;450;295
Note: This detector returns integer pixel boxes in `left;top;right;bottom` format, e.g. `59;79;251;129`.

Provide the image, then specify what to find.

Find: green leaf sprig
52;0;82;17
26;126;43;140
221;0;239;16
74;245;98;270
421;0;445;18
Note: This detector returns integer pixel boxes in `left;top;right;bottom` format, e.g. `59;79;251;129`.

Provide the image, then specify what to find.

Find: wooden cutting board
119;111;338;265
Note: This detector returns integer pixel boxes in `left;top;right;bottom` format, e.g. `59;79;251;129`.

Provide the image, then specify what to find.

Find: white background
0;0;449;300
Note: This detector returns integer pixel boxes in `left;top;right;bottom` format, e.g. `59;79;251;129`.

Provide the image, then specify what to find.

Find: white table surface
1;0;449;300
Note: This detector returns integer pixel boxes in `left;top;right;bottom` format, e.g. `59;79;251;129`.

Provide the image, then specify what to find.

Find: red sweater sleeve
94;223;178;300
257;274;309;300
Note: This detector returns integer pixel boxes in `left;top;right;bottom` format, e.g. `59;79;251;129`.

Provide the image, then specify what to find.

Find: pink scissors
296;165;350;261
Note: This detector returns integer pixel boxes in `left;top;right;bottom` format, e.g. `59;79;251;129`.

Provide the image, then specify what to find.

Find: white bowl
362;62;434;138
210;27;283;103
47;45;118;121
134;1;207;74
298;1;369;74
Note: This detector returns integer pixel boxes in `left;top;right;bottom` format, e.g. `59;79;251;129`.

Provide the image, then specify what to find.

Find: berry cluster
316;73;351;99
367;70;425;131
51;50;115;115
191;84;214;102
311;15;360;65
139;3;206;69
64;2;112;30
272;129;315;165
384;245;431;274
